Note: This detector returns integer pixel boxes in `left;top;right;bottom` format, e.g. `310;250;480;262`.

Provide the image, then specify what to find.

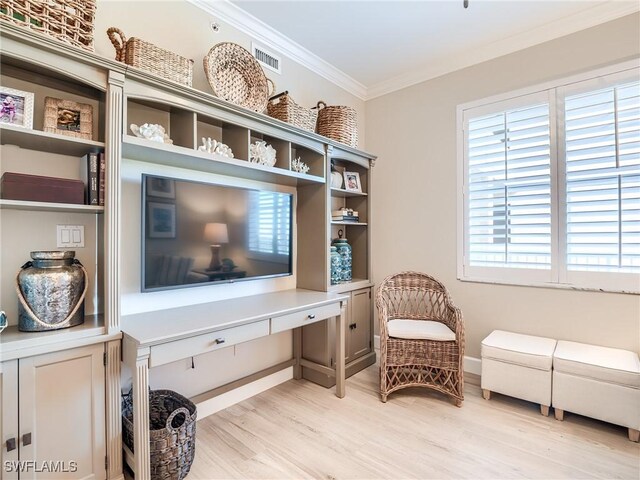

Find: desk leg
293;327;302;380
335;301;346;398
132;348;151;480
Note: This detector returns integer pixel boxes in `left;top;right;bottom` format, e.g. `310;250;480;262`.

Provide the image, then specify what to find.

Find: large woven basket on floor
107;27;194;87
122;389;197;480
315;101;358;148
0;0;96;51
204;42;273;112
267;91;318;132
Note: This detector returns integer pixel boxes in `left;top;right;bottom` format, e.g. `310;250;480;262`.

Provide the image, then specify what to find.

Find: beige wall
94;0;366;145
366;13;640;359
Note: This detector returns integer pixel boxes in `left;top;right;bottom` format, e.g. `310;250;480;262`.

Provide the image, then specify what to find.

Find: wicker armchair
376;271;465;405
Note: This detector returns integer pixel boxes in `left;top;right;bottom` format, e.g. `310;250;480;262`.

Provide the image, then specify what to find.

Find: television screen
142;174;293;291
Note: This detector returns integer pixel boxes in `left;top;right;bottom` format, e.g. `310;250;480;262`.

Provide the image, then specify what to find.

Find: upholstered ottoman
481;330;556;416
552;341;640;442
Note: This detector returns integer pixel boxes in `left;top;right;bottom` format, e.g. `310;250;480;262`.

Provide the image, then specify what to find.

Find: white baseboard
374;335;482;376
195;367;293;420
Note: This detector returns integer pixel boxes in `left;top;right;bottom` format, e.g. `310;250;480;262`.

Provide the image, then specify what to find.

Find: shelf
0;314;119;362
331;188;368;198
0;199;104;213
328;279;373;294
331;221;368;226
0;123;104;157
122;135;325;187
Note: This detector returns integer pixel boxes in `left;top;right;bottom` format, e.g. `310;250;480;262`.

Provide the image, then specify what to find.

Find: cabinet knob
23;433;32;446
214;338;225;345
307;314;316;320
6;437;16;452
349;323;357;330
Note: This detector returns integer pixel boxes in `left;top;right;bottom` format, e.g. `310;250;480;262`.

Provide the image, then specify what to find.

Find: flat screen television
142;174;293;291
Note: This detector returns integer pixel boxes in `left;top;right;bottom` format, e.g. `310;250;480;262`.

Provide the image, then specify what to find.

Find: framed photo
148;202;176;239
146;177;176;199
343;171;362;193
43;96;93;140
0;86;34;129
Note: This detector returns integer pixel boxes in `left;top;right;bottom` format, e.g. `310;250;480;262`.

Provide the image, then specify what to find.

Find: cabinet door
348;288;372;361
1;360;19;480
18;344;106;480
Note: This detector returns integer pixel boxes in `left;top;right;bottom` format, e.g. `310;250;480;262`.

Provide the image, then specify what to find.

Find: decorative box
1;172;84;204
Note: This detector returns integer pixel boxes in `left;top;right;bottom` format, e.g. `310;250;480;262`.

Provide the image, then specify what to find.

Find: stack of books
80;152;106;206
332;209;359;222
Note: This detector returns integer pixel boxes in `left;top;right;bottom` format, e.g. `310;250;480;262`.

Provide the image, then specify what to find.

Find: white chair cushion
553;341;640;389
387;319;456;341
481;330;556;371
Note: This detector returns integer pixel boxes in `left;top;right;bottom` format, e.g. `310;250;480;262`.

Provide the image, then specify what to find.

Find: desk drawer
271;303;341;334
149;320;269;367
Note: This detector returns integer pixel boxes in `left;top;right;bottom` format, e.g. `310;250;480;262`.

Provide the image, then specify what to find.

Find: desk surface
121;289;348;347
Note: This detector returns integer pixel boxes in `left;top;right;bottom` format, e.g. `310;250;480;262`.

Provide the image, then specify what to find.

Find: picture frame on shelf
148;202;176;239
343;171;362;192
43;96;93;140
146;176;176;199
0;86;34;129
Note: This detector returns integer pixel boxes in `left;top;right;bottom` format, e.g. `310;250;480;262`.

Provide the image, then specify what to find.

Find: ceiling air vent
252;42;281;75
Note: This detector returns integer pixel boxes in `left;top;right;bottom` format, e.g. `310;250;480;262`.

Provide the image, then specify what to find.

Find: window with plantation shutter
248;190;291;263
458;61;640;293
563;80;640;274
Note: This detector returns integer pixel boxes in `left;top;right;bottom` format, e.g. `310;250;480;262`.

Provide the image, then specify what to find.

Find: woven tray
204;42;273;112
315;101;358;148
0;0;96;51
107;27;194;87
267;91;318;132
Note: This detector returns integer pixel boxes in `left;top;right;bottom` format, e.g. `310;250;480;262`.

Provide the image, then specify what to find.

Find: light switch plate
57;225;85;248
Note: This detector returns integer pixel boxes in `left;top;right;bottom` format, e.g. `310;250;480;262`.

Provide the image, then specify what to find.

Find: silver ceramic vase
17;251;87;332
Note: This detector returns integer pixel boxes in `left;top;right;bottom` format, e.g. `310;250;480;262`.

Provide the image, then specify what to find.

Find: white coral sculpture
198;137;234;158
249;141;276;167
290;157;310;174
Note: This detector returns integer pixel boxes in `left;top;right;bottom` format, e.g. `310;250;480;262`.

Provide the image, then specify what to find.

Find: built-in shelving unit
0;198;105;213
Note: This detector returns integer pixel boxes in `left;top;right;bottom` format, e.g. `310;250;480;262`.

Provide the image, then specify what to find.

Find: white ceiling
198;0;639;99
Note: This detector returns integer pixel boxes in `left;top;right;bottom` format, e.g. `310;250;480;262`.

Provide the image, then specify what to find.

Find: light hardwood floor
189;364;639;479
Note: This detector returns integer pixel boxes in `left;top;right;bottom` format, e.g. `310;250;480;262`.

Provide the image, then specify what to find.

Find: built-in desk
121;289;348;479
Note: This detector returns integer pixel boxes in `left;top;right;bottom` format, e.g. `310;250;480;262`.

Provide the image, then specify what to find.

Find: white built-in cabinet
0;20;376;480
1;344;106;480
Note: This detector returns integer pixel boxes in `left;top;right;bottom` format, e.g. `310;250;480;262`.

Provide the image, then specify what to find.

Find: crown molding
189;0;638;102
366;1;640;100
188;0;367;100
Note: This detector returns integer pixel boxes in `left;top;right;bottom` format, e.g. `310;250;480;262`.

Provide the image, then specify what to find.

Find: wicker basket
122;389;197;480
0;0;96;51
107;27;193;87
315;101;358;148
267;91;318;132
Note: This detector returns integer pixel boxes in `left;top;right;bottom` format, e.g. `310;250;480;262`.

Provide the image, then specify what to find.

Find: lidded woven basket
107;27;194;87
315;101;358;148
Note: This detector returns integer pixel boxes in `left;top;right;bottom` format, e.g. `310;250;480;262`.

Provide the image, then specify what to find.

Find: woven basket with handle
315;101;358;148
0;0;96;51
107;27;194;87
122;389;196;480
267;91;318;132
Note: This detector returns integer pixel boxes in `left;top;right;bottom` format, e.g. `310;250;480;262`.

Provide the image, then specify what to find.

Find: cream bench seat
552;340;640;442
481;330;557;416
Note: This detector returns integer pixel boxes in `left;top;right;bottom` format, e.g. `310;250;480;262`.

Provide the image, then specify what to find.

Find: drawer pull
214;338;225;345
307;314;316;320
6;438;16;452
23;433;32;446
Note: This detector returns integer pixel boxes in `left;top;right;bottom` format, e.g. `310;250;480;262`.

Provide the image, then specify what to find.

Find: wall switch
57;225;85;248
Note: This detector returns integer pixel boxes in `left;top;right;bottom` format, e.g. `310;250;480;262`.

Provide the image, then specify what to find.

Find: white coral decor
249;140;276;167
290;157;310;174
130;123;173;144
198;137;234;158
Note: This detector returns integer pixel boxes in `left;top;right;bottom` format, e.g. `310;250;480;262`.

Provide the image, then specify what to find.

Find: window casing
458;61;640;293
